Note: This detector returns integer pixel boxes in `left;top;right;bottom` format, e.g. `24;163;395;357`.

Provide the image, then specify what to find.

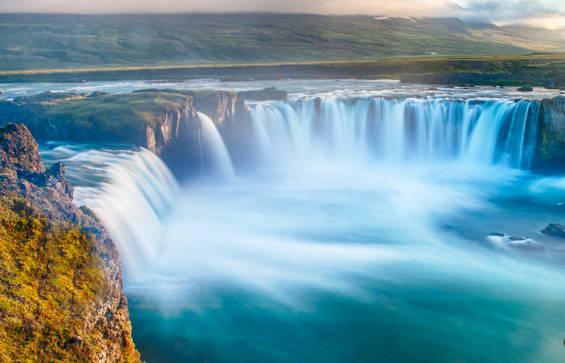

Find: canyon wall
0;89;267;177
536;96;565;171
0;89;243;147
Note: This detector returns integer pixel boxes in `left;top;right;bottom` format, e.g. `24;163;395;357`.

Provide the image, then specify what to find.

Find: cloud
452;0;565;22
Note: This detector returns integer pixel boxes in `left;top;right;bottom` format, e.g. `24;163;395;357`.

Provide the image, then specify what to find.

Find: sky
0;0;563;28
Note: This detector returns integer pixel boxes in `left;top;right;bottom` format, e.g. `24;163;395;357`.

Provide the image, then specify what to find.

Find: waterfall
75;149;179;279
70;95;541;282
196;112;236;178
247;97;540;169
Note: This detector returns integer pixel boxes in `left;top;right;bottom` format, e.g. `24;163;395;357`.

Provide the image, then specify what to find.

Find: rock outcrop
0;123;45;177
542;223;565;239
192;90;240;126
0;124;139;362
143;98;196;156
536;96;565;171
0;91;197;154
0;89;251;155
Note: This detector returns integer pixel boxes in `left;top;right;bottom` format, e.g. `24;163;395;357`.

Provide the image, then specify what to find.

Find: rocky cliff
0;90;239;145
0;88;285;177
536;96;565;171
0;91;197;154
0;124;139;362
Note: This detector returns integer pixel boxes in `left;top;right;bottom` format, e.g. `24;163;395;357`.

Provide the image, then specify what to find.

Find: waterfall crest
247;97;540;169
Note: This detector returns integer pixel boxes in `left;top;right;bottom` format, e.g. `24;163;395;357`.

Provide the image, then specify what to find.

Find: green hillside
0;13;563;70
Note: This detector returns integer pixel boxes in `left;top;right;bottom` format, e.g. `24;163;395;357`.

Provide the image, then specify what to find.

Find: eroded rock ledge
0;124;139;362
536;96;565;171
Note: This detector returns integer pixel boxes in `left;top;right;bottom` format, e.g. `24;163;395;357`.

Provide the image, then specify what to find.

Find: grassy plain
0;54;564;88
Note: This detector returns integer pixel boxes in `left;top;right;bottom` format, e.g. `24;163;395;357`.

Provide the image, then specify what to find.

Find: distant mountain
498;24;565;50
0;13;563;70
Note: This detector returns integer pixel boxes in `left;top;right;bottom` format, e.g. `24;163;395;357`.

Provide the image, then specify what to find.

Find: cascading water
195;112;236;178
74;149;179;279
70;96;545;285
248;97;540;169
47;92;565;363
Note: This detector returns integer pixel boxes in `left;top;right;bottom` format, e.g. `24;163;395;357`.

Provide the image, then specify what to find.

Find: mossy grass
0;195;129;361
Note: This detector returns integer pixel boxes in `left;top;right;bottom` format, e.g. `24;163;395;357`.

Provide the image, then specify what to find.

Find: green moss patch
0;195;109;361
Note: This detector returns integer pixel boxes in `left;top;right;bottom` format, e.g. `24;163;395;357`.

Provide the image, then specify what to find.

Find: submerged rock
87;91;109;97
507;236;544;251
486;233;544;251
541;223;565;239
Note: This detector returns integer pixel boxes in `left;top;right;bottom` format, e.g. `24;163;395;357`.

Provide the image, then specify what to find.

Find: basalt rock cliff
0;124;139;362
536;96;565;171
0;91;196;155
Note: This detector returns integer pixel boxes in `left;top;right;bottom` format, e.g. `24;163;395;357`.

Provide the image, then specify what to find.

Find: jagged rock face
157;91;253;178
0;124;45;175
144;98;196;155
46;162;74;198
0;123;139;362
0;91;195;148
537;96;565;171
192;90;240;125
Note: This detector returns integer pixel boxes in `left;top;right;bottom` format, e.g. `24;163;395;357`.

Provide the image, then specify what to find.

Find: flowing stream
39;86;565;363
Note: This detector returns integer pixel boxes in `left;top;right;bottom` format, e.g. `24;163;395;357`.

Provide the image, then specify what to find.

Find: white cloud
452;0;565;22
